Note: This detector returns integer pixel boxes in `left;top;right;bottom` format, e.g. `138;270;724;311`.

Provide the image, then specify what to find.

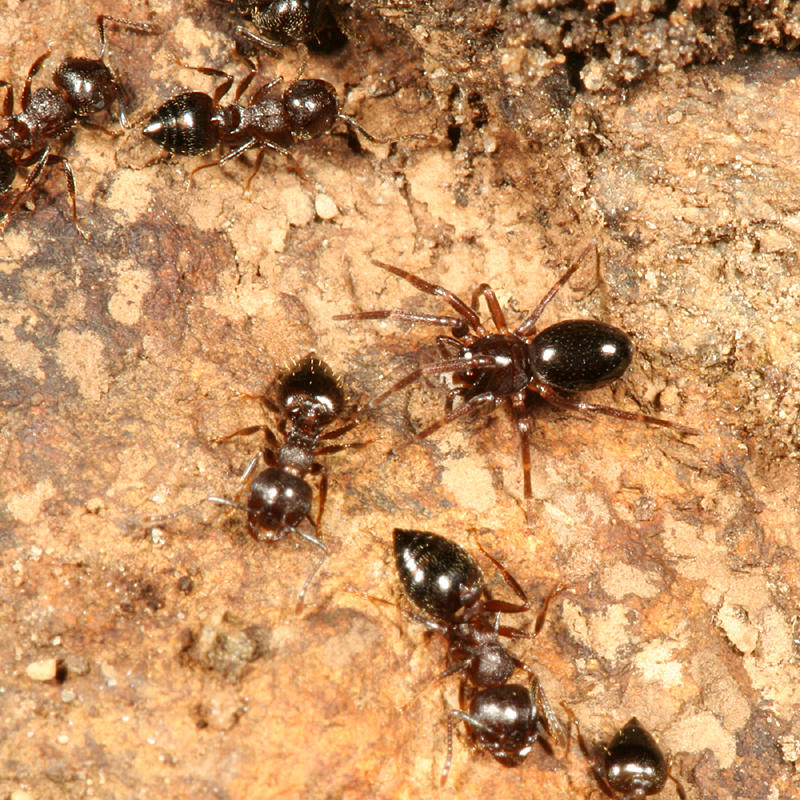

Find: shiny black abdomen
393;529;484;623
604;717;667;796
529;320;633;392
143;92;220;155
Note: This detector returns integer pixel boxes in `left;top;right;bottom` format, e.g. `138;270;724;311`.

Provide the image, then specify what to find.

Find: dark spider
0;15;155;235
335;247;698;523
146;355;361;611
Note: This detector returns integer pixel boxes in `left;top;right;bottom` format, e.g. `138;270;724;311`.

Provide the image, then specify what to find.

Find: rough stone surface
0;2;798;799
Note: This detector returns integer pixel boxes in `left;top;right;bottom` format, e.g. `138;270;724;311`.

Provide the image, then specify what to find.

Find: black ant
334;247;698;523
393;528;559;690
0;15;155;235
565;710;687;799
143;63;426;185
146;355;361;611
220;0;347;54
441;676;562;785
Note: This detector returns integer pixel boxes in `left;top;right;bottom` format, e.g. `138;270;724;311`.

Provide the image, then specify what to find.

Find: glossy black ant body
393;529;557;689
566;712;687;799
143;65;415;185
222;0;347;53
441;677;561;784
146;356;360;610
335;249;698;521
0;15;154;234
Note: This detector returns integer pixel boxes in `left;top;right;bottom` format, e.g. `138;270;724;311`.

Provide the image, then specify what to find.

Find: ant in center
392;529;564;782
146;355;360;611
335;246;698;524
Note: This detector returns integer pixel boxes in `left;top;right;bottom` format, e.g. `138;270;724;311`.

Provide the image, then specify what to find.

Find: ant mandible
564;710;687;799
335;246;698;523
441;676;562;785
146;356;361;611
143;62;425;186
0;15;155;235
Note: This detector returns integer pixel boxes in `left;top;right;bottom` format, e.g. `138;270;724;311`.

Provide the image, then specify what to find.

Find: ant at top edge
143;60;431;187
0;14;156;237
563;709;687;800
145;355;364;612
334;244;698;527
215;0;348;55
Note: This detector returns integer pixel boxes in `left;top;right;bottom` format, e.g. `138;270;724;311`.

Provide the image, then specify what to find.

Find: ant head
277;355;344;426
247;467;312;538
284;79;338;139
53;58;118;117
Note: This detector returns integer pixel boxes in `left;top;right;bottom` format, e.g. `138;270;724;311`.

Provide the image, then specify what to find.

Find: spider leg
471;283;509;334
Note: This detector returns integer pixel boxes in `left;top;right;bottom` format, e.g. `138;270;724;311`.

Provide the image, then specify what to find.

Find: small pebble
315;194;338;220
26;658;58;681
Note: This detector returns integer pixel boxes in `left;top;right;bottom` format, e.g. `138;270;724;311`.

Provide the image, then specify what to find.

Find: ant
334;247;698;523
219;0;347;54
393;528;559;690
146;355;361;611
441;676;562;785
143;63;426;186
0;15;155;235
564;710;687;799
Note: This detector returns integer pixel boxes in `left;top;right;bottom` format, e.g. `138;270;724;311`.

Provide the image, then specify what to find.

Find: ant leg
22;52;51;110
509;391;535;526
214;423;281;452
516;241;595;339
308;461;328;530
143;494;250;526
367;357;496;410
531;676;564;745
294;548;328;613
173;61;235;105
400;390;498;448
334;308;476;331
471;283;510;334
97;15;158;59
471;534;530;613
233;71;257;103
190;136;258;182
318;419;359;441
368;259;487;334
246;141;310;188
337;113;433;145
668;761;688;800
234;25;284;57
249;77;283;105
440;711;462;786
1;83;13;116
536;383;699;435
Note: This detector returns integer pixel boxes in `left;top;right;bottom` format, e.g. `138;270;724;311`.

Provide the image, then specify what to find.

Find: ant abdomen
604;717;668;798
530;320;633;392
143;92;222;155
394;529;484;623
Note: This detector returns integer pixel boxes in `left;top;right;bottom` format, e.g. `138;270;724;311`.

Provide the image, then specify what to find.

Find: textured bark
1;2;798;799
